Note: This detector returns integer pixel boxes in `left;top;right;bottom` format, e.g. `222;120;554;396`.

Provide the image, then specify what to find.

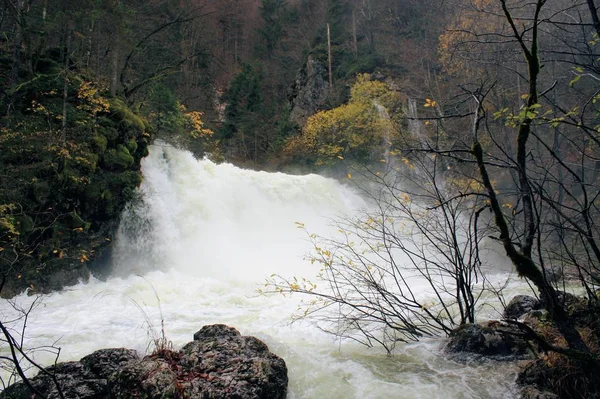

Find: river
0;144;530;398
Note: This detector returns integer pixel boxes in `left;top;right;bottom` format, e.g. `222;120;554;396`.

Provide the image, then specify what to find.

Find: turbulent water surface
1;145;532;398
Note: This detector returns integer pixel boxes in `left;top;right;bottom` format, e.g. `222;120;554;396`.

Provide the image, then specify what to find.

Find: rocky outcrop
0;325;288;399
445;322;531;360
289;55;330;126
0;348;139;399
504;295;542;320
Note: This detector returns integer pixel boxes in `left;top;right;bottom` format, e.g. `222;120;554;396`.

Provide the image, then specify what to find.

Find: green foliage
146;83;186;136
103;145;135;171
327;0;350;44
219;64;270;161
258;0;292;55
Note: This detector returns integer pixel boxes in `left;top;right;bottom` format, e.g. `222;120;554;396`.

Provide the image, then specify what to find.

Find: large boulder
110;324;288;399
504;295;542;320
445;322;531;360
1;325;288;399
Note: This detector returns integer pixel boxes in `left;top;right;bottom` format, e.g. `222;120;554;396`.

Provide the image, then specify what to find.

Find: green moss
126;139;138;154
109;170;143;189
110;98;146;135
98;126;119;142
103;145;134;171
92;134;108;152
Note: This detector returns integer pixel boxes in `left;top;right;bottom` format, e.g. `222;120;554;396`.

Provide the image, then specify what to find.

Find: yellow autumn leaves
284;74;403;165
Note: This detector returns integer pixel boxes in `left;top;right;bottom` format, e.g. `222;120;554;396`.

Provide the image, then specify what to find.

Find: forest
1;0;600;398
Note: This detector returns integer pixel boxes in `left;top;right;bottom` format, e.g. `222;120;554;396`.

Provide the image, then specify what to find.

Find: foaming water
0;145;529;398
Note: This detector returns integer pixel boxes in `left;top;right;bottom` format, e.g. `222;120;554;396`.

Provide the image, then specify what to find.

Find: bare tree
263;152;491;352
0;278;64;398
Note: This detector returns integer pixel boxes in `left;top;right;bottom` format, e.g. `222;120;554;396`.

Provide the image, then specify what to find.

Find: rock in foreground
1;325;288;399
445;322;531;360
503;295;542;320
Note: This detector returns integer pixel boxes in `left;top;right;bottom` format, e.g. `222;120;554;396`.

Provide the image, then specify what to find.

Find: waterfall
0;144;528;398
405;97;426;144
374;101;393;169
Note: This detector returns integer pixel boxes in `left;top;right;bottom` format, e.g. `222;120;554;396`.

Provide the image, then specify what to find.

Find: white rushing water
0;144;531;398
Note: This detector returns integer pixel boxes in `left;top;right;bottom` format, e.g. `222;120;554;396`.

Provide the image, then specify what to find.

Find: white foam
0;144;525;398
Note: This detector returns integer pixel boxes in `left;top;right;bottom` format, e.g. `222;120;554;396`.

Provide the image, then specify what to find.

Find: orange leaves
424;98;437;108
185;111;214;139
53;249;65;260
77;81;110;116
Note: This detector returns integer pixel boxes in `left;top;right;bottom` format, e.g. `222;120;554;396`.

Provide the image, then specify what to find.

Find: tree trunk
110;46;119;97
327;23;333;88
61;28;72;144
7;0;25;120
352;9;358;59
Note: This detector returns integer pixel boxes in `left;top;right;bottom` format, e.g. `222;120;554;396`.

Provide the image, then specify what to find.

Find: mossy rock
0;59;151;297
69;152;99;174
98;126;119;142
103;145;134;171
108;170;143;189
110;98;146;135
126;139;138;154
97;116;118;129
92;134;108;153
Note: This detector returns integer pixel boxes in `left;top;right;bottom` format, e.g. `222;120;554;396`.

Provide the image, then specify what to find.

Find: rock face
445;322;531;359
289;55;330;126
504;295;542;320
1;325;288;399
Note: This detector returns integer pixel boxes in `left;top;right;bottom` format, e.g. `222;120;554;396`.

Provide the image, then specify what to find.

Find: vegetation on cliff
0;51;151;296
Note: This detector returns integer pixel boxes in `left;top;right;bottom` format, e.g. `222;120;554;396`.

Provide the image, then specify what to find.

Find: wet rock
504;295;542;320
109;324;287;398
81;348;140;379
179;324;287;399
109;357;178;398
34;264;91;295
289;55;330;126
0;349;138;399
445;322;531;360
1;325;287;399
521;309;550;326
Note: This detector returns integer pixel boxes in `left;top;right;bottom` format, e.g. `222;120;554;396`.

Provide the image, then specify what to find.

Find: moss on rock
0;56;152;297
103;145;134;171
